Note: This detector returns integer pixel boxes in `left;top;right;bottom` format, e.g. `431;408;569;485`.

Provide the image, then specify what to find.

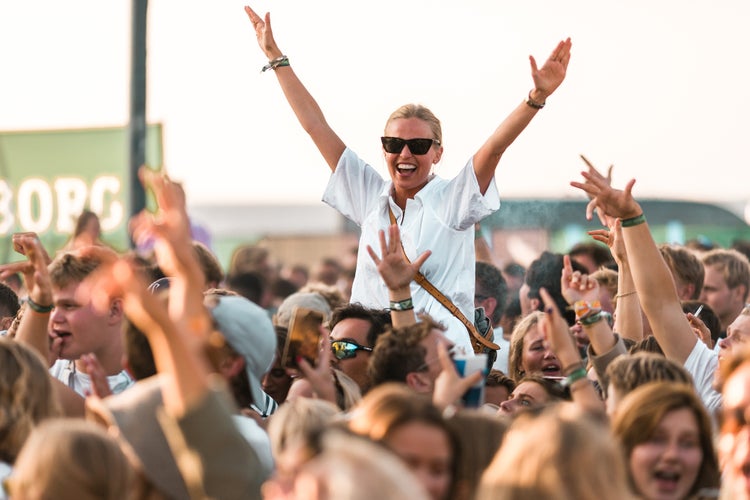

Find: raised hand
130;167;198;281
432;340;483;411
588;217;627;266
366;224;431;293
560;254;600;306
244;5;282;59
570;161;641;221
530;38;572;99
579;155;613;226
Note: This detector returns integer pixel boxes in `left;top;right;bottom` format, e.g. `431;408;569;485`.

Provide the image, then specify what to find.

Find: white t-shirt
323;148;501;353
49;359;135;397
683;340;722;413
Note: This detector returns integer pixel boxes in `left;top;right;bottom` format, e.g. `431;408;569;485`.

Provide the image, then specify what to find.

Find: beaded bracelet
621;213;646;228
27;297;54;314
525;90;545;110
389;298;414;311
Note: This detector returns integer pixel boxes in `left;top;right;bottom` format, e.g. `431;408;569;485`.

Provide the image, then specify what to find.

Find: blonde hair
385;104;443;144
477;403;632;500
12;419;134;500
296;429;429;500
266;397;340;460
0;338;60;464
508;311;545;382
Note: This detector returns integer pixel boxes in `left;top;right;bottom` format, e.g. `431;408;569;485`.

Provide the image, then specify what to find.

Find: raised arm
244;6;345;171
472;38;571;193
571;166;696;363
588;218;644;343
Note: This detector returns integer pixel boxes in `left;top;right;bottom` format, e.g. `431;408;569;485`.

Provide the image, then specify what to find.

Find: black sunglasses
330;340;373;361
381;136;440;155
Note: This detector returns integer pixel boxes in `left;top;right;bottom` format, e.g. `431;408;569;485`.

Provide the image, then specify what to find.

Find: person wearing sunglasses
329;303;392;393
244;5;571;354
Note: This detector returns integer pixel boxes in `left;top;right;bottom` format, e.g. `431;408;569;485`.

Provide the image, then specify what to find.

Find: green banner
0;124;162;263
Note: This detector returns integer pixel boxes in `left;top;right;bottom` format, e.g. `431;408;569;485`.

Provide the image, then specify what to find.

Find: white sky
1;1;749;208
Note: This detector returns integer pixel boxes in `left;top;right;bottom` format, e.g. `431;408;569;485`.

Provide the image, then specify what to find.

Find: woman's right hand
244;6;283;59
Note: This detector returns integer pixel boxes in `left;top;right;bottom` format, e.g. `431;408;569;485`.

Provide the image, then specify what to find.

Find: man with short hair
329;303;391;393
367;315;453;394
659;243;705;300
46;248;134;396
475;261;509;373
700;248;750;336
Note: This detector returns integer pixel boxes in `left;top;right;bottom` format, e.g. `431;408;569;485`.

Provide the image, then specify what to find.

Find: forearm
612;262;643;342
472;97;541;192
271;65;345;170
621;221;695;361
388;286;417;328
15;305;52;366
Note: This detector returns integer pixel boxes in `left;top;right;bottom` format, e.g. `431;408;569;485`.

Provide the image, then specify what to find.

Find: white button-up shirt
323;148;500;353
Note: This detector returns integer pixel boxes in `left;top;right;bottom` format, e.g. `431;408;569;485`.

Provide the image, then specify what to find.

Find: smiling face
383;117;443;203
629;408;703;500
520;323;561;378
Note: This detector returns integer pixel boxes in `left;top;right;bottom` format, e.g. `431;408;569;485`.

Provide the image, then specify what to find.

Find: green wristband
621;213;646;227
563;367;588;387
27;297;54;313
390;298;414;311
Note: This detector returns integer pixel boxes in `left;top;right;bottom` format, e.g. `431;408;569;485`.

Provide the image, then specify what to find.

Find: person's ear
108;298;124;325
405;371;431;393
529;297;541;312
432;145;444;164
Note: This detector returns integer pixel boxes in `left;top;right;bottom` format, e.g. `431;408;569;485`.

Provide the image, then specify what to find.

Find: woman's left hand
530;38;572;99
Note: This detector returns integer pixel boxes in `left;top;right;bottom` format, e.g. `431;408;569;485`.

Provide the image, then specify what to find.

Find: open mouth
396;164;417;174
541;364;561;376
653;470;680;490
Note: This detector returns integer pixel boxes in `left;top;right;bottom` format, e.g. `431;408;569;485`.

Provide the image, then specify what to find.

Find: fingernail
546;307;554;314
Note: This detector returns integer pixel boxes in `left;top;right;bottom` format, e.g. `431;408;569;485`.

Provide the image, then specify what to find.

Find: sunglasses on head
330;340;373;361
381;136;440;155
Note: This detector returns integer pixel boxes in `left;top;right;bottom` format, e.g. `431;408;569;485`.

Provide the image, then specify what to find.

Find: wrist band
573;300;601;321
563;367;588;387
580;311;604;326
390;298;414;311
620;213;646;228
27;297;54;314
525;90;545;110
562;361;585;376
261;55;290;73
615;291;637;299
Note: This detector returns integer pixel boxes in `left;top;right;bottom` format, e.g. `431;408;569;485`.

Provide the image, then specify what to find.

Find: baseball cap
210;295;277;416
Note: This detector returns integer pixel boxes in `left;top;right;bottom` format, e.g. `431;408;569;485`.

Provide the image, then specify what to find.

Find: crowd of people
1;4;749;500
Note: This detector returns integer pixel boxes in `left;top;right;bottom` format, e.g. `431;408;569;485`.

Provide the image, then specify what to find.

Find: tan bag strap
388;208;499;353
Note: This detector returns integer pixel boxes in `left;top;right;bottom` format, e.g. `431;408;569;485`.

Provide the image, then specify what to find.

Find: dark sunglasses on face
381;136;440;155
330;340;373;360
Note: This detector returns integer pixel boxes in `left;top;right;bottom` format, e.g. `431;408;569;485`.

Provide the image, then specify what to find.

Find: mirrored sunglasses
381;136;440;155
330;340;373;361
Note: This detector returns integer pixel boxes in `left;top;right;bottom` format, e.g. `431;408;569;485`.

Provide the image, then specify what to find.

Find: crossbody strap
387;208;499;353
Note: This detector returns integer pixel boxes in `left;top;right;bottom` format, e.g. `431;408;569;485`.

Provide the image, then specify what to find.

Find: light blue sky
2;1;748;212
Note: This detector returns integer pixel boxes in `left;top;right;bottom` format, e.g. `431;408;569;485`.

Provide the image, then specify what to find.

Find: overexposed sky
1;1;748;207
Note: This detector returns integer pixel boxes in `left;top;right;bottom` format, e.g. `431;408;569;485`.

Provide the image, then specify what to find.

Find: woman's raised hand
530;38;572;100
560;254;600;306
244;5;282;59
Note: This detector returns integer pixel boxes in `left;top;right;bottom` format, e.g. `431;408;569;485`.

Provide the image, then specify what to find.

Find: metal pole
128;0;148;248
